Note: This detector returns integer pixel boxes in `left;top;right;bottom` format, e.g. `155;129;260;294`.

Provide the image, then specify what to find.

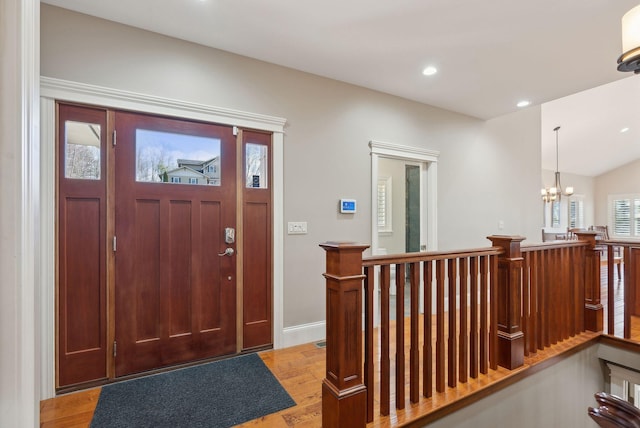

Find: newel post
320;242;369;428
488;235;525;370
575;231;603;332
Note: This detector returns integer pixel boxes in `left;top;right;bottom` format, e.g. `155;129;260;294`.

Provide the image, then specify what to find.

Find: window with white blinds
610;195;640;237
377;176;392;233
568;197;584;229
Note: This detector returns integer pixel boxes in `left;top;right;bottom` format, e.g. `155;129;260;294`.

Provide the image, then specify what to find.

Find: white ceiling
43;0;640;177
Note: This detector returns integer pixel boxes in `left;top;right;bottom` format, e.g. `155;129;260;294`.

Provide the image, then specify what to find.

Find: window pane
551;201;560;228
614;199;631;236
635;199;640;236
135;129;221;186
246;143;268;188
65;120;101;180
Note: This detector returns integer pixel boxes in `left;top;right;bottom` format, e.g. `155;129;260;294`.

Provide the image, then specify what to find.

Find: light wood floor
40;272;638;428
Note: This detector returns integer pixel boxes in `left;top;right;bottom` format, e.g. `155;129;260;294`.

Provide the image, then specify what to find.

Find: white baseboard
281;321;326;348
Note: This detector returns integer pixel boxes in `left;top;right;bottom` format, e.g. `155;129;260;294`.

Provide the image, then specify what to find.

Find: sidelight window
64;120;101;180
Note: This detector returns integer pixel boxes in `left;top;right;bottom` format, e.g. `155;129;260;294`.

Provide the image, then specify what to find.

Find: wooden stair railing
600;240;640;339
320;234;608;428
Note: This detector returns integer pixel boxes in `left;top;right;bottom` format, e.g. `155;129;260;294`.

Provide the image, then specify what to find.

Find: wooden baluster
320;242;368;428
380;264;391;416
448;258;458;388
522;252;530;357
529;251;539;354
624;245;631;339
435;259;445;392
577;246;585;333
575;231;603;332
558;247;565;338
628;247;640;339
363;266;374;423
541;249;550;348
549;248;558;345
489;254;498;371
607;245;615;335
459;257;468;383
409;262;420;403
571;247;584;337
423;260;433;398
487;236;525;370
479;255;488;374
395;263;406;410
469;256;479;379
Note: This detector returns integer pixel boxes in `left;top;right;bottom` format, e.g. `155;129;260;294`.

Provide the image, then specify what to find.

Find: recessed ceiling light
621;127;630;133
422;66;437;76
516;100;530;108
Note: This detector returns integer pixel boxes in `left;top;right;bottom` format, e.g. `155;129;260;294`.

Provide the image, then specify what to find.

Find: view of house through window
135;128;221;185
610;194;640;237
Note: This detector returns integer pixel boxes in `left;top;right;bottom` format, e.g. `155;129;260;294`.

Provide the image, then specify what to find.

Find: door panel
114;111;237;376
57;103;108;387
242;131;273;349
405;164;420;253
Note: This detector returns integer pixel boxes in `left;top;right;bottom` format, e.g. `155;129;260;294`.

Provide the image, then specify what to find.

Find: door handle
218;248;234;257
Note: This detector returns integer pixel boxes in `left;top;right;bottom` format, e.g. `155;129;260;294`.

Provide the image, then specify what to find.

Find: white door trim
369;140;438;255
40;77;286;399
369;140;439;326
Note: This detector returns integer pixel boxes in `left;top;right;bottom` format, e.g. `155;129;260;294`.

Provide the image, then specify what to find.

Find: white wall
426;344;603;428
40;5;543;330
594;158;640;227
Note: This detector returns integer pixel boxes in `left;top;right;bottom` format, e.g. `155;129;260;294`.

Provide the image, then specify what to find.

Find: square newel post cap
320;242;370;277
487;235;526;258
574;231;598;246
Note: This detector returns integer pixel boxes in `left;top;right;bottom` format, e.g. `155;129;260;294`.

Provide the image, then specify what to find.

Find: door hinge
233;126;238;136
112;129;117;146
113;341;117;357
112;236;117;252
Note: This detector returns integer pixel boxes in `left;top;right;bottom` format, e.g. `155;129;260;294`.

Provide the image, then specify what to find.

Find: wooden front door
57;103;274;388
113;111;238;376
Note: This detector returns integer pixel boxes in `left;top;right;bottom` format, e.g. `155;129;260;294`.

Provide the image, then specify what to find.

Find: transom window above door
135;129;221;186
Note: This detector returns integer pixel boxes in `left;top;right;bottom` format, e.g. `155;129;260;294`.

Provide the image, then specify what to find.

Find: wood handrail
362;247;502;266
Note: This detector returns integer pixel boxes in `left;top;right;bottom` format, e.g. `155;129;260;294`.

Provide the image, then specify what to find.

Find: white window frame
171;176;181;183
188;177;198;184
608;194;640;238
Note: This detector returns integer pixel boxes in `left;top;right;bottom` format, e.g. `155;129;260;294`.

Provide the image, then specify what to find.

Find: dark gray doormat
90;353;295;428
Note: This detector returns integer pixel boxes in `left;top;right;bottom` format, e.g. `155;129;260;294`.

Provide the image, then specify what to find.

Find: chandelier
541;126;573;203
618;5;640;73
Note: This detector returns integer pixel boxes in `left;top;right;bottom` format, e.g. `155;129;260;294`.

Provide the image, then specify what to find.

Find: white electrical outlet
288;221;308;234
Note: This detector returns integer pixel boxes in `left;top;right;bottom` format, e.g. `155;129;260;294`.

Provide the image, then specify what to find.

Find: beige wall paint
41;4;542;329
425;343;602;428
594;158;640;228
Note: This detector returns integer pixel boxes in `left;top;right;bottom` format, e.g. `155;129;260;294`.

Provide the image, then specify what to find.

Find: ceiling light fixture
618;5;640;73
541;126;574;203
621;127;630;133
422;66;437;76
517;100;530;108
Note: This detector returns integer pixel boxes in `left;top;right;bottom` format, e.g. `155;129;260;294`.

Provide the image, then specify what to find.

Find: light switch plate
288;221;308;234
